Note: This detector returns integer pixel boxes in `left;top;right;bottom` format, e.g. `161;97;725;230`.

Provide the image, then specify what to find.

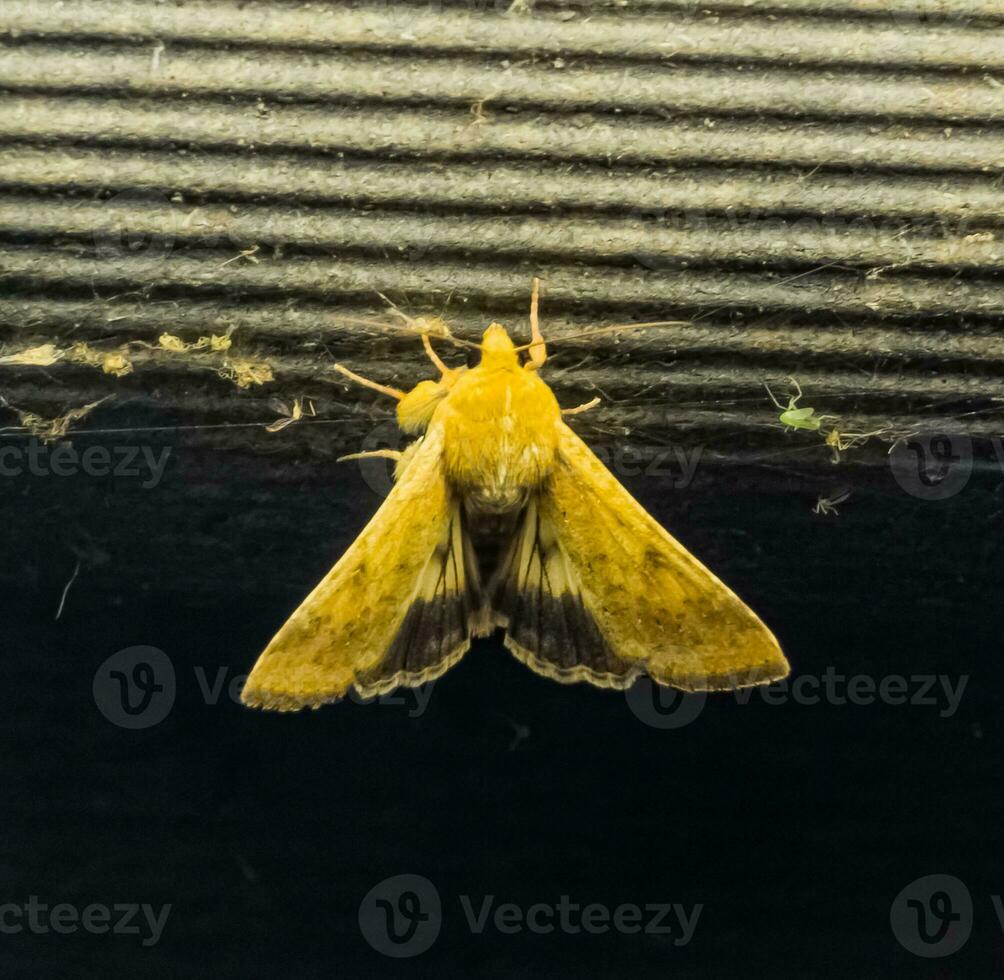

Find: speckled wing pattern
499;423;790;691
241;423;478;710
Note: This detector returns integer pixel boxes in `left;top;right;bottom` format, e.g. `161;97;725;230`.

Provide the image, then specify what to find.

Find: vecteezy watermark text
458;894;701;940
589;443;703;489
627;669;969;728
0;439;171;489
92;647;434;728
358;874;702;958
0;897;171;947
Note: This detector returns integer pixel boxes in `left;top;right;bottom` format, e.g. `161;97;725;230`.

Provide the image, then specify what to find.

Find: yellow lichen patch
0;343;65;366
2;396;110;443
66;342;104;367
101;352;134;377
66;342;134;377
158;328;266;387
158;330;233;353
158;333;190;353
219;357;274;389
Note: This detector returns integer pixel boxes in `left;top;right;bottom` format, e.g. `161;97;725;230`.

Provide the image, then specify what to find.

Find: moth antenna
524;276;548;370
525;272;861;348
377;292;430;333
376;291;404;315
512;319;692;352
326;312;481;351
562;397;601;417
333;363;405;400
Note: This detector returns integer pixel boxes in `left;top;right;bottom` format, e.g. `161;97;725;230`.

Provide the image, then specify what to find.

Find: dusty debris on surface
156;328;274;388
157;330;233;353
266;396;315;433
66;342;134;377
823;426;894;463
0;395;111;443
219;357;274;389
0;343;65;366
54;559;82;621
0;341;134;375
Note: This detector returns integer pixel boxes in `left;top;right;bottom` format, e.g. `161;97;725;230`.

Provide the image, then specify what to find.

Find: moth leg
421;332;450;376
336;449;403;463
333;363;405;400
562;396;601;416
525;276;547;371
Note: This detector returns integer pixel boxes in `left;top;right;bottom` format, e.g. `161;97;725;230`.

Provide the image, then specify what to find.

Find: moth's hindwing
241;423;479;710
493;495;640;688
497;423;790;692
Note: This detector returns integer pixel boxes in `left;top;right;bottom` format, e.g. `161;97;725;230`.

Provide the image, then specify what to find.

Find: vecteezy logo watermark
359;875;702;958
93;647;434;728
0;897;171;947
626;671;969;729
354;420;404;500
889;433;973;501
94;187;176;262
0;440;171;489
93;646;176;730
625;680;707;729
890;875;973;958
359;875;442;958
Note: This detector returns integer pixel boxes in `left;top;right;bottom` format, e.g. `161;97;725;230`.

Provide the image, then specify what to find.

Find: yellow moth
242;282;789;711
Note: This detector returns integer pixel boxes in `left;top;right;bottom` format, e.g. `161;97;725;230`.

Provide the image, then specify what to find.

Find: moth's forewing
512;424;789;692
241;423;476;710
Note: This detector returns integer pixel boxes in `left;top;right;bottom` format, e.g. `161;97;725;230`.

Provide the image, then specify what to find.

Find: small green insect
764;377;836;432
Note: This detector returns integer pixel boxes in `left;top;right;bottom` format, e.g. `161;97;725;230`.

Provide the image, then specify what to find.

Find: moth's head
396;368;463;434
479;322;518;367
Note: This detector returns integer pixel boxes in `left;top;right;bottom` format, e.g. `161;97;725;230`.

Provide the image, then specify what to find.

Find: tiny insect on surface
765;377;836;432
813;490;851;516
241;281;790;711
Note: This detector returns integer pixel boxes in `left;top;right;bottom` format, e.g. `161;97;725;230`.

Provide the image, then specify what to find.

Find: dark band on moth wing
497;575;636;685
354;594;470;696
493;507;637;687
354;510;479;697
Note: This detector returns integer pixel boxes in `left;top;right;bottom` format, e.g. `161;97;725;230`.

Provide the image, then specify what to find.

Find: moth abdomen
462;499;523;590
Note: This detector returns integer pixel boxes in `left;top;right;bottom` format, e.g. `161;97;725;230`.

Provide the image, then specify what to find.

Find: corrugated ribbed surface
1;0;1002;470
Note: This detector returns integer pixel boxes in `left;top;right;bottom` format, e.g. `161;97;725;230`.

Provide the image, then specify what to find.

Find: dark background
2;409;1002;979
2;0;1004;974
